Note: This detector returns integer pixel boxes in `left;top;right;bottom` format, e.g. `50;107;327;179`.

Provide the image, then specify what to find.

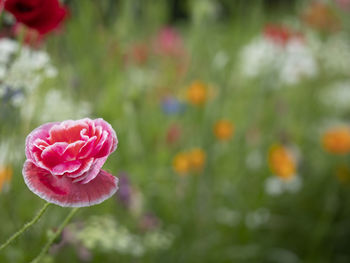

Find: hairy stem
30;207;80;263
0;202;51;251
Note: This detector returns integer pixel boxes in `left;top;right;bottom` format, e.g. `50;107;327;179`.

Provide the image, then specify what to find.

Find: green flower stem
0;202;51;251
30;207;80;263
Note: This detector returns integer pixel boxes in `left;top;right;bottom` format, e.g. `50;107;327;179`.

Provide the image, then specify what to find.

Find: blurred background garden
1;0;350;262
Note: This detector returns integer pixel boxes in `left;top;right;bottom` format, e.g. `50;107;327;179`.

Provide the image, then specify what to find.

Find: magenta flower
153;27;185;57
23;118;118;207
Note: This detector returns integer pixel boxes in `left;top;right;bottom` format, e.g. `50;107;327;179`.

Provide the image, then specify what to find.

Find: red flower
23;118;118;207
166;124;181;145
263;24;303;46
124;43;149;66
4;0;67;35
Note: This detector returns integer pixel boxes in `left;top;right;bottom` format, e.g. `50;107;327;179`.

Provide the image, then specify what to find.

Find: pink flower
152;26;190;77
23;118;118;207
153;27;185;57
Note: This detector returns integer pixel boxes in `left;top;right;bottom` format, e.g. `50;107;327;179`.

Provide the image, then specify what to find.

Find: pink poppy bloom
23;118;118;207
153;27;186;57
152;27;190;77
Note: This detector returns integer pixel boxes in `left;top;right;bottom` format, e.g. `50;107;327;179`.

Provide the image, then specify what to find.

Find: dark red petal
5;0;67;34
23;161;118;207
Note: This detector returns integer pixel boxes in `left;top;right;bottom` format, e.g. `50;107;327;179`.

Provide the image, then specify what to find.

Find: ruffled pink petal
23;161;118;207
51;160;82;175
73;157;107;184
49;120;89;143
33;139;50;151
66;158;94;178
78;136;97;159
62;140;86;161
82;118;95;137
94;118;118;153
95;132;114;158
41;142;69;168
25;122;59;161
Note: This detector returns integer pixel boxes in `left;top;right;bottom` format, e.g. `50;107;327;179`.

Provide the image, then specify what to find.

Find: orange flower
187;81;207;106
188;148;206;172
214;120;234;141
0;165;13;192
302;2;341;32
322;127;350;154
173;152;191;175
173;148;206;175
268;144;296;180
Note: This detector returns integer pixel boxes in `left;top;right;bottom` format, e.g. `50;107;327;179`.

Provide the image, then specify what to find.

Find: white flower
212;51;229;70
38;89;92;122
216;207;241;226
144;230;174;250
239;36;317;85
245;208;270;229
240;38;280;78
279;40;317;85
0;38;18;64
320;80;350;112
0;65;6;79
6;47;55;92
317;34;350;76
245;150;263;171
0;38;58;107
265;176;302;196
72;215;173;257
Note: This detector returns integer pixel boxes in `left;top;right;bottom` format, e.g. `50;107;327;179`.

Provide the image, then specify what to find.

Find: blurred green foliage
1;0;350;262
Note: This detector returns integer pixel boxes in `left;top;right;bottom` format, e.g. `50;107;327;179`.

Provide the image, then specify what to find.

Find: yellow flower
322;126;350;155
213;120;234;141
173;152;191;175
187;81;207;106
173;148;206;175
0;165;13;192
188;148;206;172
268;144;296;180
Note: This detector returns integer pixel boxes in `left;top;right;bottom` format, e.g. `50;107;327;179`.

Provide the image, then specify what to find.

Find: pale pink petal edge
23;160;119;207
